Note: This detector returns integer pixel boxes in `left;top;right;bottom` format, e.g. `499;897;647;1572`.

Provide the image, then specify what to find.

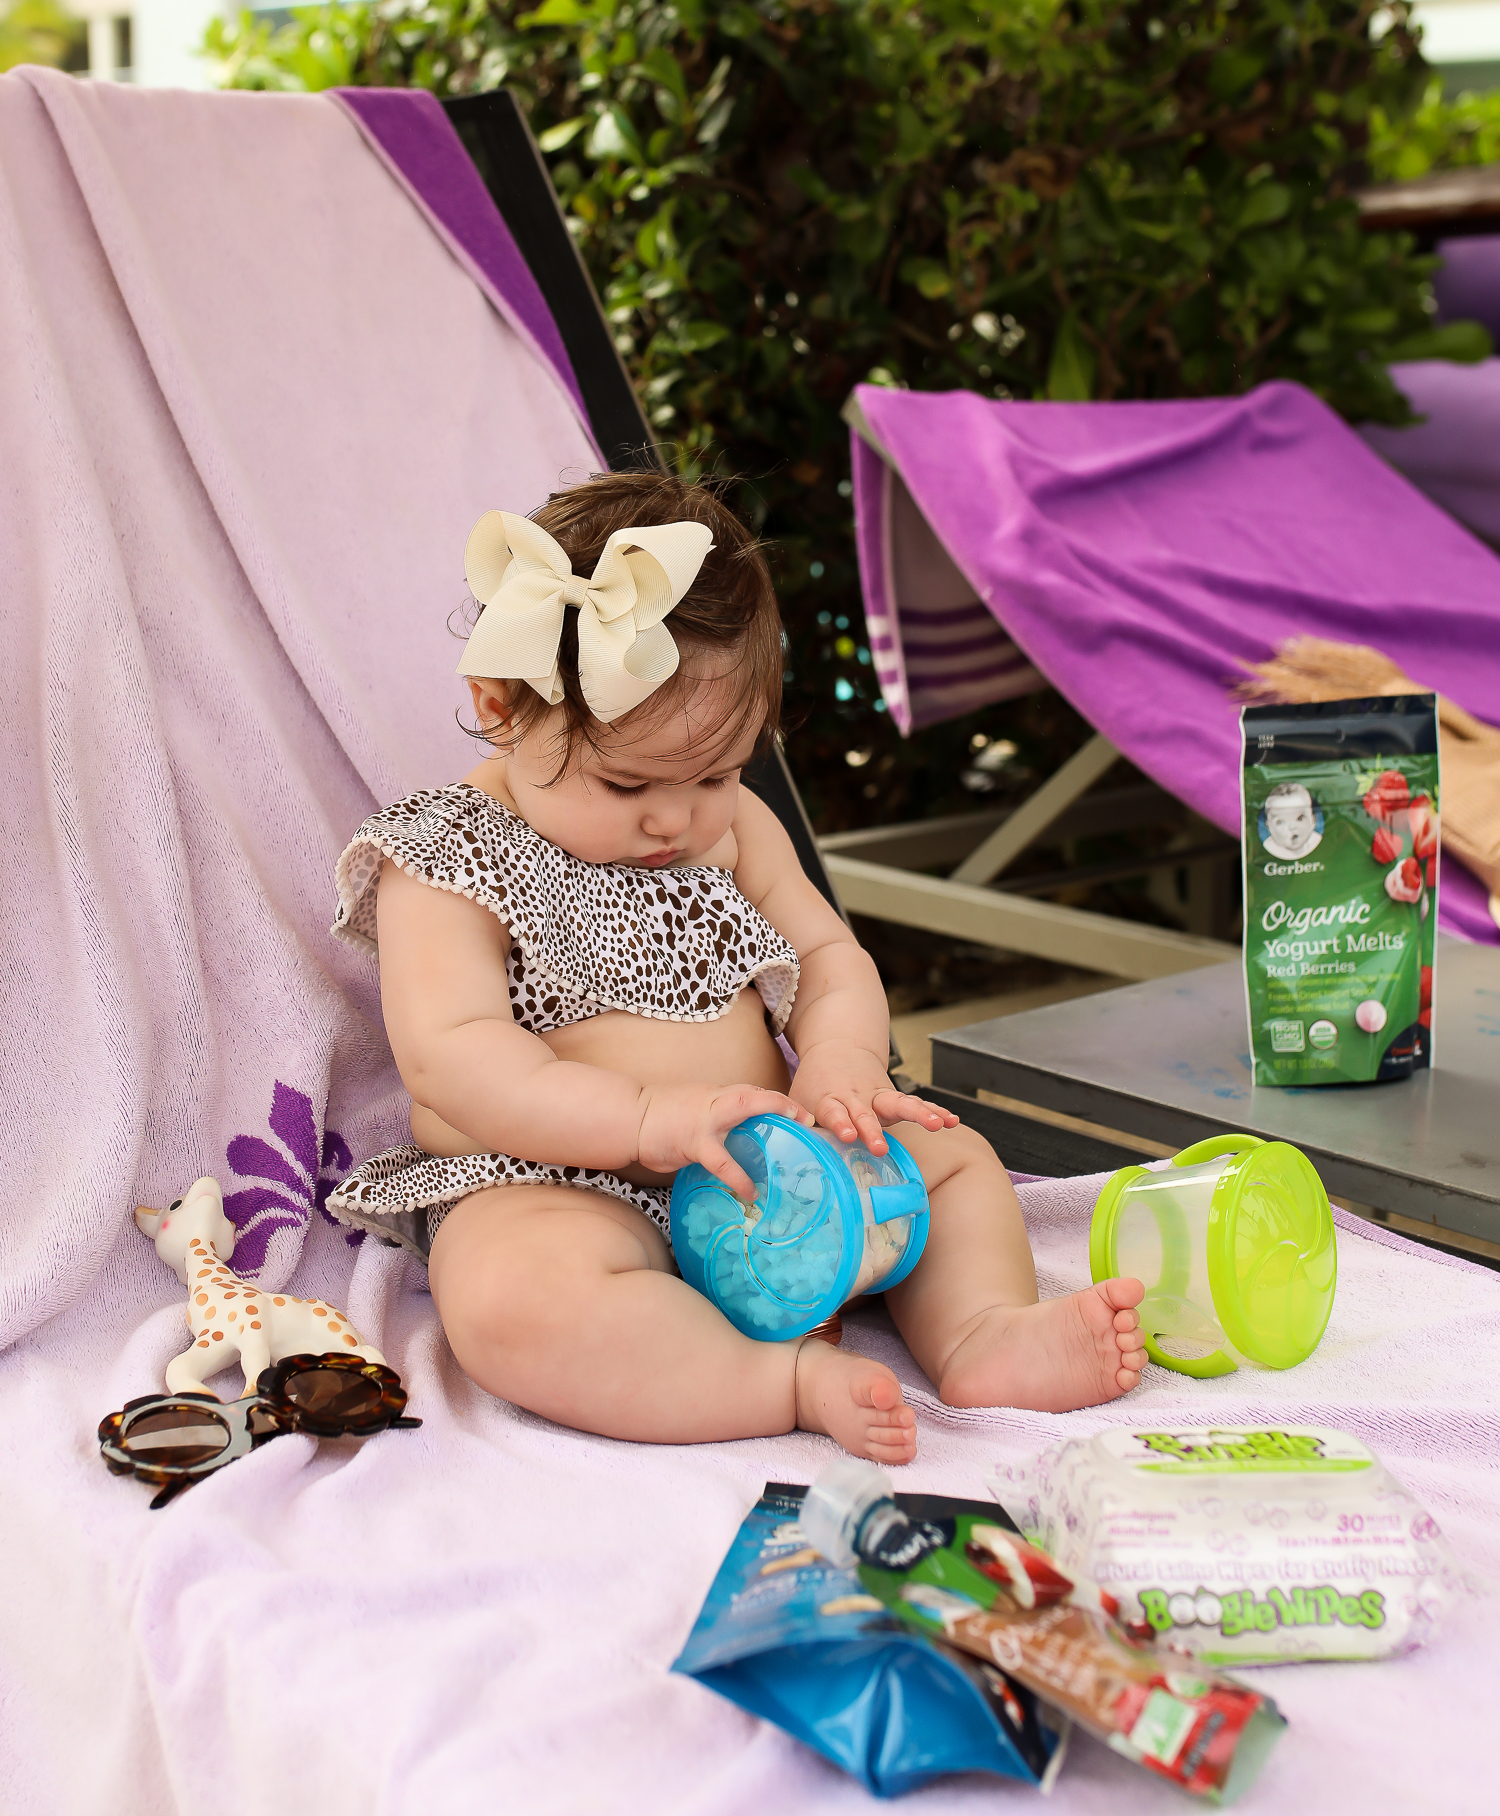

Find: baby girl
329;472;1144;1463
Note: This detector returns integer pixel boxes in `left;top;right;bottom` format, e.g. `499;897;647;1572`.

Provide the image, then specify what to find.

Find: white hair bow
457;511;714;724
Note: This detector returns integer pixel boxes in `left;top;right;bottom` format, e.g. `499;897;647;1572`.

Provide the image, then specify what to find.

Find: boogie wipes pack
1241;695;1440;1086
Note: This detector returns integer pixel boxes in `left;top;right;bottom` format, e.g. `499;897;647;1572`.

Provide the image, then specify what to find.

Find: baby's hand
791;1040;960;1155
637;1083;814;1201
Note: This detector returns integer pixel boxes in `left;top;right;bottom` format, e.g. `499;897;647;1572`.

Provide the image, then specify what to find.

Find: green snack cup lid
1207;1142;1337;1370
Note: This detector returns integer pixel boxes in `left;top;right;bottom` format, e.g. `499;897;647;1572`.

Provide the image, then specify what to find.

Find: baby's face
1265;798;1314;852
483;668;760;868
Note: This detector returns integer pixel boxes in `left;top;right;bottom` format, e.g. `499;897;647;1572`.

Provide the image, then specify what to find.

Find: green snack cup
1090;1135;1337;1378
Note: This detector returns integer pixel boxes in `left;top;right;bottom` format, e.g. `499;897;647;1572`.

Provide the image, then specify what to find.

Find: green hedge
210;1;1490;833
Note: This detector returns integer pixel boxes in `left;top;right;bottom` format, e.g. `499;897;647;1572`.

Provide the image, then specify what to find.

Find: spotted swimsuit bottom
327;1146;671;1262
322;783;800;1263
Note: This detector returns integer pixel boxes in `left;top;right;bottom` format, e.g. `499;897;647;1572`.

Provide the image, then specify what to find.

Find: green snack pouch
1241;695;1440;1086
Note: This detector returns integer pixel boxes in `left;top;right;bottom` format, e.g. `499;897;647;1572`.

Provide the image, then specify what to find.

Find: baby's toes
857;1371;905;1415
874;1402;915;1433
868;1424;917;1463
1100;1275;1145;1312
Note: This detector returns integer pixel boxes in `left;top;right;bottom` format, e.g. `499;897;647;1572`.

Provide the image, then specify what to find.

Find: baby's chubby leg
428;1182;916;1461
883;1123;1147;1412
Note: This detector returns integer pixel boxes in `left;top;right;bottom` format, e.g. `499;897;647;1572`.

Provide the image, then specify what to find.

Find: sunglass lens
284;1368;384;1424
122;1405;231;1469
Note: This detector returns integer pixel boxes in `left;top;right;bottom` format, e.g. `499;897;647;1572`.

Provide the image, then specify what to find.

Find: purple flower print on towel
222;1081;360;1272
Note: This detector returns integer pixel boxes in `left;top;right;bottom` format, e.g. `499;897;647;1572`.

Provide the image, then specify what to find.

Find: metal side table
925;935;1500;1255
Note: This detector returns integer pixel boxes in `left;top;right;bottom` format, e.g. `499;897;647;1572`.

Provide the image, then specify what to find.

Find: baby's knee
901;1118;1006;1192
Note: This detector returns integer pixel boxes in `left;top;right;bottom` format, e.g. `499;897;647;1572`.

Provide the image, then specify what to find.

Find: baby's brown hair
466;471;783;777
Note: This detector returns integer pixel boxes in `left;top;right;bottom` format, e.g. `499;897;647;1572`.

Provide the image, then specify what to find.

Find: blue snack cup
670;1113;930;1341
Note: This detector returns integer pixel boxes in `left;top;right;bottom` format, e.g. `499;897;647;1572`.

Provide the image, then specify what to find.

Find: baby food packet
993;1425;1458;1667
799;1461;1284;1805
672;1481;1065;1798
1241;694;1439;1085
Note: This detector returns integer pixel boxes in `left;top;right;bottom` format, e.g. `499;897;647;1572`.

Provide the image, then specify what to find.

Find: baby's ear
468;677;514;737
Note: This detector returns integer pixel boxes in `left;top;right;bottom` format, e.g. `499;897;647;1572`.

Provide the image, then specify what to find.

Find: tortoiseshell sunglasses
99;1353;420;1509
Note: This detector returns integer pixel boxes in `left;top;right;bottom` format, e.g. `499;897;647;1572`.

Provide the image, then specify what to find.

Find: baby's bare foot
938;1278;1147;1414
795;1338;917;1465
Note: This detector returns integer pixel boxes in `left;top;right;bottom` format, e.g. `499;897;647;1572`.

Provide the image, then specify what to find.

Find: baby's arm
374;858;806;1196
731;790;957;1153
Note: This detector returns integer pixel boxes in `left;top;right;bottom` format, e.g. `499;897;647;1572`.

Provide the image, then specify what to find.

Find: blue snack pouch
672;1482;1063;1797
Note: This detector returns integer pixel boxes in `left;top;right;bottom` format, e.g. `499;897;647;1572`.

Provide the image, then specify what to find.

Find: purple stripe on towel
907;653;1033;686
901;600;994;629
333;88;586;416
901;630;1017;660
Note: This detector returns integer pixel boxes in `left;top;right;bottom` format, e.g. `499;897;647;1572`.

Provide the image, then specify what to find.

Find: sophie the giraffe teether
136;1176;385;1397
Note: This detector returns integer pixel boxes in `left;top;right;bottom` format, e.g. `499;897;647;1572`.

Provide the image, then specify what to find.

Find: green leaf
519;0;590;27
1125;218;1180;243
893;101;930;163
1385;320;1495;364
587;105;642;163
1046;310;1096;402
537;116;588;153
899;257;952;299
1239;183;1290;229
640;45;688;108
1340;307;1398;336
1240;227;1305;283
1209;50;1266;102
679;321;731;350
697;95;735;147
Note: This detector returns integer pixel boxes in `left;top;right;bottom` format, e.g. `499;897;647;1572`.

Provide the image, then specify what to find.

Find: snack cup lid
1207;1142;1337;1370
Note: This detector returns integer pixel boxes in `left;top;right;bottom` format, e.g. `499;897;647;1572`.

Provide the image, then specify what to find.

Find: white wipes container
993;1426;1456;1664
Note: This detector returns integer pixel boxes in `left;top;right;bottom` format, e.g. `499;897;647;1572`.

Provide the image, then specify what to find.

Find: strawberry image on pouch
1408;795;1439;860
1371;825;1404;865
1363;769;1410;822
1386;857;1424;904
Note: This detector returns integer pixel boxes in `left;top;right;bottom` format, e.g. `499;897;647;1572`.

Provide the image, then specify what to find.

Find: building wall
1411;0;1500;91
66;0;220;87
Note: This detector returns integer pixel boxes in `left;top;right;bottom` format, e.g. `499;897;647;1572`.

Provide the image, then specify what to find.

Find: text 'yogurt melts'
992;1426;1456;1665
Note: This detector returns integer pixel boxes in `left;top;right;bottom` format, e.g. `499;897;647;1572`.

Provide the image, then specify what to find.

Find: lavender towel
0;66;596;1334
853;381;1500;943
333;85;593;433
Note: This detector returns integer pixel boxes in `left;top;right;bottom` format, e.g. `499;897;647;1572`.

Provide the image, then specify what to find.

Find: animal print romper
326;783;799;1261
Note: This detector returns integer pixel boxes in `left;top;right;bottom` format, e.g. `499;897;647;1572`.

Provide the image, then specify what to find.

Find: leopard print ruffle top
330;783;799;1036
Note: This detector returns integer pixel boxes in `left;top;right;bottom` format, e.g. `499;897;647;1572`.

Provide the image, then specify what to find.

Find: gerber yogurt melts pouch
1241;694;1439;1085
994;1425;1456;1666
